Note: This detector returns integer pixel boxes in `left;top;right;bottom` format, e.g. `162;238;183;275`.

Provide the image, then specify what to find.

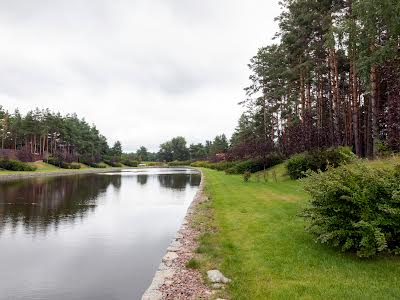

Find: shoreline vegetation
0;161;169;181
177;156;400;300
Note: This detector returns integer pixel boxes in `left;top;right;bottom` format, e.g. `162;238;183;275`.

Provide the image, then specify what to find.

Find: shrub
287;147;355;179
286;153;309;180
147;162;162;167
303;163;400;258
191;161;209;168
0;159;37;171
122;160;139;167
86;162;107;168
47;157;81;169
104;159;123;167
192;154;283;175
64;162;81;169
168;160;193;167
243;171;251;182
234;159;264;174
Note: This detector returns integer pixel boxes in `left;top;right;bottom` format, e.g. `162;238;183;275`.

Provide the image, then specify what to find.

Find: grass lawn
0;161;114;175
196;160;400;299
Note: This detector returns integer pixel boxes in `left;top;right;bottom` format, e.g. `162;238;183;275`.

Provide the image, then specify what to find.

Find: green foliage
47;157;81;169
104;159;122;167
287;147;355;179
191;154;283;175
191;161;210;168
158;136;190;162
122;160;139;167
87;162;107;168
0;159;37;171
243;171;251;182
168;160;193;166
303;163;400;257
67;163;81;169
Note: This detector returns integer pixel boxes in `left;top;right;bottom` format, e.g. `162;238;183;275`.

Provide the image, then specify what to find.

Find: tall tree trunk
330;48;340;146
370;65;379;157
350;62;361;156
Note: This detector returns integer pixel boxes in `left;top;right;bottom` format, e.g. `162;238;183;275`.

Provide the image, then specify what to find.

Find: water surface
0;168;200;300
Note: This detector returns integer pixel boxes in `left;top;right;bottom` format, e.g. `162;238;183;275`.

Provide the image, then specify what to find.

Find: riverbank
142;170;211;300
0;164;124;181
191;160;400;299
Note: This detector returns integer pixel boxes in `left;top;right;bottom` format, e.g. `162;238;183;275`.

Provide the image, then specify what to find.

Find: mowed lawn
199;163;400;300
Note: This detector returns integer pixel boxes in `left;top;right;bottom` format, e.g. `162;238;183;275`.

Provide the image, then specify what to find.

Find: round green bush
303;163;400;258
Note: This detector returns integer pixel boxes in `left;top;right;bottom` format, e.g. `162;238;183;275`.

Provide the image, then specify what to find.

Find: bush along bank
286;147;355;179
303;163;400;258
0;159;37;171
47;157;81;169
191;153;283;175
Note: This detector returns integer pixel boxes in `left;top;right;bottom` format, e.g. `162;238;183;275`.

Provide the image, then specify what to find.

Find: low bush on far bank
0;159;37;171
86;162;107;168
121;160;139;167
168;160;193;167
287;147;355;179
103;159;123;167
303;163;400;258
48;157;81;169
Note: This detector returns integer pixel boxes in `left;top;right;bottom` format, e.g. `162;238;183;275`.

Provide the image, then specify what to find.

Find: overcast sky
0;0;280;152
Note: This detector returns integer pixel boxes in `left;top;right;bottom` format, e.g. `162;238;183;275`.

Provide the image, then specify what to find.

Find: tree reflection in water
137;174;148;185
0;175;122;235
157;174;201;190
0;171;200;236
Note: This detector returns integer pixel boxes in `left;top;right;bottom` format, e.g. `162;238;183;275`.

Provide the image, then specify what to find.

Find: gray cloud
0;0;280;152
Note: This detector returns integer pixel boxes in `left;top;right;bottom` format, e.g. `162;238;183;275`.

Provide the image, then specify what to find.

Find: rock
207;270;231;284
163;251;178;262
162;252;178;267
175;233;184;239
167;240;182;252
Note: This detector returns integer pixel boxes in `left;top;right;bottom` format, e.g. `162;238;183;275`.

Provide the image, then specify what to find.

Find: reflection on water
0;168;200;300
0;175;121;235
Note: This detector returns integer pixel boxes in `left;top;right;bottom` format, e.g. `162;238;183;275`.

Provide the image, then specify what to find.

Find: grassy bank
0;161;119;176
195;158;400;299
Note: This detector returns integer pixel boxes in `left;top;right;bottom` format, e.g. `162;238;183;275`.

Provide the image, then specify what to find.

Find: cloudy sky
0;0;280;152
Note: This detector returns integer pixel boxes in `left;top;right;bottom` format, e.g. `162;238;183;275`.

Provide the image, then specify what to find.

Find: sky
0;0;281;152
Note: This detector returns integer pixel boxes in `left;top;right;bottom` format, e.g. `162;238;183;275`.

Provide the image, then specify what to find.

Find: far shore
0;164;195;182
0;167;125;182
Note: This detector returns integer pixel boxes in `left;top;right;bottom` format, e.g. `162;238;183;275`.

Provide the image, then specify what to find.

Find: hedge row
0;159;37;171
103;159;123;168
168;160;194;167
191;154;283;175
48;157;81;169
286;147;355;179
86;162;107;168
121;160;139;167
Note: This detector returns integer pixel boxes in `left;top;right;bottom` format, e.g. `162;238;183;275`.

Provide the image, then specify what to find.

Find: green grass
0;161;117;175
196;158;400;299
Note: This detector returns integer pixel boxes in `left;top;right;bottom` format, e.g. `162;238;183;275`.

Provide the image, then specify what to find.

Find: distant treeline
0;107;122;164
125;135;230;163
231;0;400;160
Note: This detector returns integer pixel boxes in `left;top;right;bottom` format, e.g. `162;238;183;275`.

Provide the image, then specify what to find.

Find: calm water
0;168;201;300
